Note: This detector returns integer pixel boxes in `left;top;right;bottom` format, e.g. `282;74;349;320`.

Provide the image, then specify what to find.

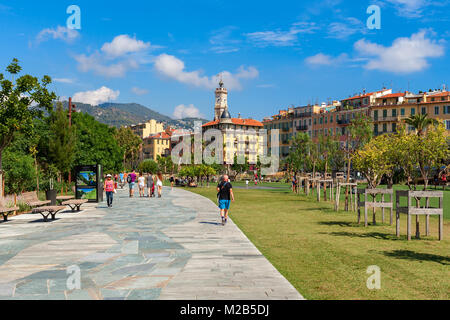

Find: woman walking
156;172;164;198
147;172;154;198
138;172;146;197
104;174;116;208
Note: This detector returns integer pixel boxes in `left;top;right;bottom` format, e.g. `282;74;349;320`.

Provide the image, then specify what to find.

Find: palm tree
404;114;439;239
404;114;439;136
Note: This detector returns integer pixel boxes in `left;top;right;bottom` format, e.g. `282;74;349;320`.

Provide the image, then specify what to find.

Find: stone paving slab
0;187;303;300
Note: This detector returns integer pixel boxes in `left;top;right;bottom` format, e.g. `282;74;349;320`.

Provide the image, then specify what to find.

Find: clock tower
214;80;228;121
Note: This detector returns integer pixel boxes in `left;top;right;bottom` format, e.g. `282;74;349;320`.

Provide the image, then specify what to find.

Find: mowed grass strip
184;185;450;300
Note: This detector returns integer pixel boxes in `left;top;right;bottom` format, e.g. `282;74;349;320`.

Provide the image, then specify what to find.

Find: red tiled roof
342;90;387;101
380;93;405;98
427;91;450;97
148;132;171;139
202;118;263;127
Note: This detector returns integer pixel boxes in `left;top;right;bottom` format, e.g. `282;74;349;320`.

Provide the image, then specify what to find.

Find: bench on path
0;199;19;221
62;199;88;212
20;191;51;208
32;206;66;222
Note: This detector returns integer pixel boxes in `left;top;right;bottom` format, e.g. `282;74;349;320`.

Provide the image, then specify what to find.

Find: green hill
60;101;207;129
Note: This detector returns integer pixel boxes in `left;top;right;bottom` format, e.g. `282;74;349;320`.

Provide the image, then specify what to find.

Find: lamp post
67;98;76;188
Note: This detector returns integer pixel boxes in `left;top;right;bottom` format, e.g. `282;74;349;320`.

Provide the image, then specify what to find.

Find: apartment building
142;131;171;161
129;119;164;139
263;108;294;159
371;90;450;135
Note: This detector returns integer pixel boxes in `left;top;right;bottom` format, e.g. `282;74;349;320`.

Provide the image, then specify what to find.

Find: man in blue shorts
217;175;234;226
128;170;137;198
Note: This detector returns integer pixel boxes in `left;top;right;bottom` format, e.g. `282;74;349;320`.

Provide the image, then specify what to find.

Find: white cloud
101;35;150;58
36;26;80;44
328;17;366;39
173;104;203;119
245;22;318;47
209;26;241;54
305;53;349;66
75;53;139;78
53;78;76;84
75;34;154;78
354;29;445;73
73;86;120;106
386;0;428;18
154;54;258;90
131;87;149;95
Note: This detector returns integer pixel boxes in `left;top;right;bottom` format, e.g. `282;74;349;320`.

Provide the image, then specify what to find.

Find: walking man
128;169;137;198
217;175;234;226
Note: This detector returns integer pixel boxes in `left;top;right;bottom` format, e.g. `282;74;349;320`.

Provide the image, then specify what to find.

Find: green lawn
184;184;450;300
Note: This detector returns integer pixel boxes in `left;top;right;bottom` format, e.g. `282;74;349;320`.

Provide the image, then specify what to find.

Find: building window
314;118;317;125
319;118;323;124
421;107;426;115
373;110;378;120
330;116;333;123
325;117;328;124
435;106;439;115
392;123;397;133
374;124;378;133
383;123;387;132
446;120;450;130
445;106;450;114
401;108;405;116
392;109;397;117
411;108;415;116
383;109;387;118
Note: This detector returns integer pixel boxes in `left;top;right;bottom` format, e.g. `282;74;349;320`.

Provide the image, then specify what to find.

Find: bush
138;160;159;174
3;152;36;195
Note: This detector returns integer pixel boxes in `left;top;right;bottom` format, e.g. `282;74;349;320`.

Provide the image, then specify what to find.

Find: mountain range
60;101;208;129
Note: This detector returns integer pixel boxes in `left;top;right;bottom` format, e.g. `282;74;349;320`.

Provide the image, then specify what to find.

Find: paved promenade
0;187;303;300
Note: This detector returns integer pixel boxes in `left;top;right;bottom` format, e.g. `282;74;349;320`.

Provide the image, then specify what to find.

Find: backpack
127;175;132;183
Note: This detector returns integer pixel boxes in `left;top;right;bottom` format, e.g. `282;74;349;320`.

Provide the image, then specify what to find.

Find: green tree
115;127;142;170
157;155;176;174
0;58;56;197
72;112;123;173
404;114;439;137
353;135;393;189
3;152;36;197
288;132;312;174
138;159;159;174
343;113;373;210
48;102;76;188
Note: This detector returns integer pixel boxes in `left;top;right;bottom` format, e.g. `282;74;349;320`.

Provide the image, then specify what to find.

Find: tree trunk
324;160;328;201
345;157;351;211
0;150;3;199
35;157;39;195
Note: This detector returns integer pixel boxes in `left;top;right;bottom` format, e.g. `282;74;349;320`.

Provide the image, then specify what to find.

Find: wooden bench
62;199;88;212
20;191;51;208
0;198;19;222
32;206;66;222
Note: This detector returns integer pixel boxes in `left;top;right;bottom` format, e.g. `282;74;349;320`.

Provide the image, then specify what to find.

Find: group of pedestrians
126;170;164;198
105;170;236;227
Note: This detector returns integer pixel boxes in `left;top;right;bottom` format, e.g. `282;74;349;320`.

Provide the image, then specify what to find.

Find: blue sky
1;0;449;121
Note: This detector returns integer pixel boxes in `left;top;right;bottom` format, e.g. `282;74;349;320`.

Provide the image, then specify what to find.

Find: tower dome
220;109;232;123
221;109;231;119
